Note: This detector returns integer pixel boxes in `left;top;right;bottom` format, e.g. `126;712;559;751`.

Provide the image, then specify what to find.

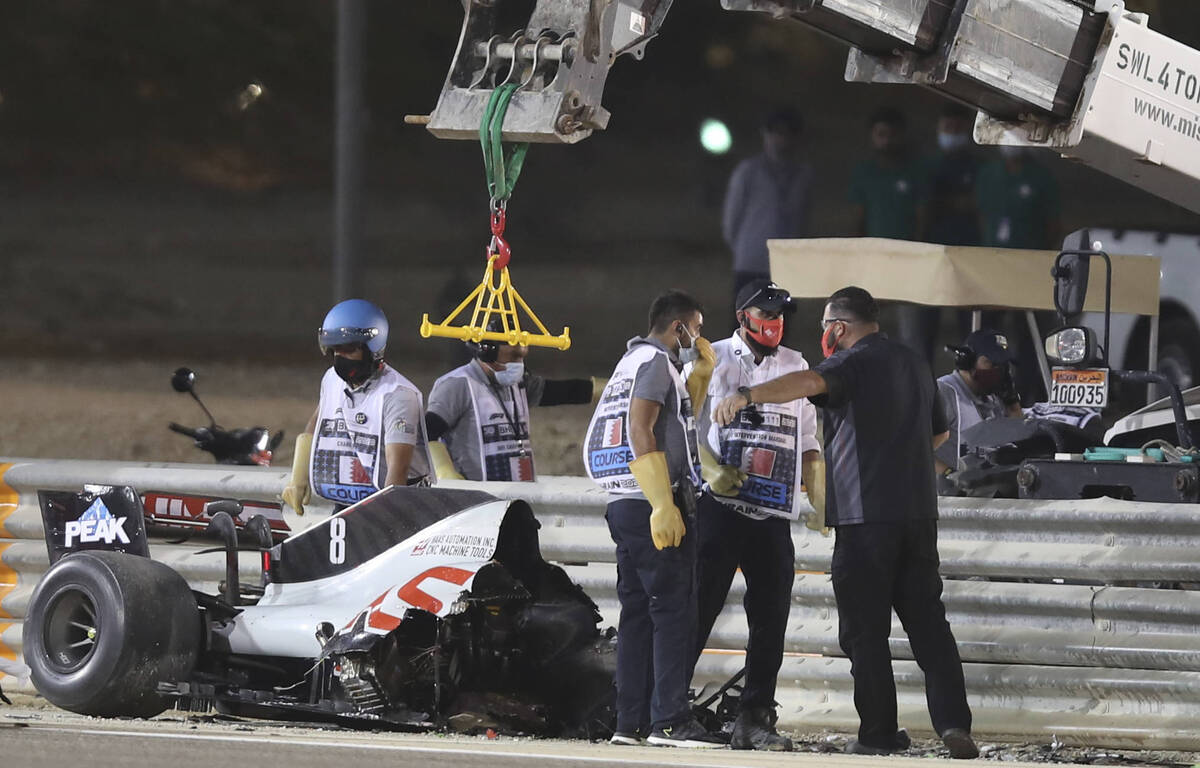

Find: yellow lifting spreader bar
419;254;571;351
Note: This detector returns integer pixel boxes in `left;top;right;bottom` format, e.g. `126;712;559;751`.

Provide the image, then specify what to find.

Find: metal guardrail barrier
3;459;1200;748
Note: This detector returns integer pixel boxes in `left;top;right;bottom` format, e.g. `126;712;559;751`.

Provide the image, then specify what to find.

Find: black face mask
333;354;376;385
971;366;1007;395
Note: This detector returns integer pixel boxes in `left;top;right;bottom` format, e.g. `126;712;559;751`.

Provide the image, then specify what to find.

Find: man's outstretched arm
714;371;828;426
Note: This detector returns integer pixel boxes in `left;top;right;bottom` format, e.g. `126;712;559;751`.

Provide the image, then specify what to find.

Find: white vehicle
21;485;615;734
1068;228;1200;392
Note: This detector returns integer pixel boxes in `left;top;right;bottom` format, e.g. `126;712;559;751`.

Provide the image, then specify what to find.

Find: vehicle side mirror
171;367;197;394
1051;252;1091;323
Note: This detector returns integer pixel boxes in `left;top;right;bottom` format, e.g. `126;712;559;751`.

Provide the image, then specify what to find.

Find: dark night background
1;0;1199;375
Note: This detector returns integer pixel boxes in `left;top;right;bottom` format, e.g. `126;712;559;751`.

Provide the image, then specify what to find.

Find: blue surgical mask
677;325;699;364
493;361;524;387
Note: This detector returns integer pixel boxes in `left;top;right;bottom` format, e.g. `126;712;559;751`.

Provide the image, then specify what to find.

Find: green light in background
699;118;732;155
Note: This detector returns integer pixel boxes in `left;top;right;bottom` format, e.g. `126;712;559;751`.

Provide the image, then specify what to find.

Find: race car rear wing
38;485;151;565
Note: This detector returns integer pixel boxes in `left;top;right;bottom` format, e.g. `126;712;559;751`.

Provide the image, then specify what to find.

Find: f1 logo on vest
64;498;131;547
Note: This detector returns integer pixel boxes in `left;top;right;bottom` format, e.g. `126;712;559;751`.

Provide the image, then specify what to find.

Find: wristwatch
737;385;753;405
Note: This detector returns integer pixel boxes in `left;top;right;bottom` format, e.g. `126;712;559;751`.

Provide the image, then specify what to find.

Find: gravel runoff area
0;358;595;476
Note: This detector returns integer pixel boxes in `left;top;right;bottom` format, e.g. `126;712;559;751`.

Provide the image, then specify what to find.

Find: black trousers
606;497;697;733
831;519;972;747
692;492;795;710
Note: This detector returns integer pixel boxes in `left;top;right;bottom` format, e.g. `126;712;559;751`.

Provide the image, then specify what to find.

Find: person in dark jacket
714;286;979;759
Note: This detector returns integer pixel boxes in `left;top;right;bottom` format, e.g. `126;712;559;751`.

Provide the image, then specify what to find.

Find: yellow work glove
686;337;716;414
429;440;464;481
628;451;685;550
699;445;746;497
801;456;829;536
281;432;313;516
590;376;608;404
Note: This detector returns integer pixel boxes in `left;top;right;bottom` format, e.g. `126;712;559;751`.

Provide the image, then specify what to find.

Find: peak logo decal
63;498;131;547
38;486;150;563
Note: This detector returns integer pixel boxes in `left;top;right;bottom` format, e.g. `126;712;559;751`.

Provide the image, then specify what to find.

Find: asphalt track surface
0;708;1052;768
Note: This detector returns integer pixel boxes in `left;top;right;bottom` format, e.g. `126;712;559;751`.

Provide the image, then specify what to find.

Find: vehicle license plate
1049;368;1108;408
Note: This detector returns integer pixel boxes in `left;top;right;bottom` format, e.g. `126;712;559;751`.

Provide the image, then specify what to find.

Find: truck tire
1157;317;1200;392
22;551;200;718
1125;314;1200;406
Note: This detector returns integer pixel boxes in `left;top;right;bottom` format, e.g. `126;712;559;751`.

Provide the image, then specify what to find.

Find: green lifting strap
480;83;529;202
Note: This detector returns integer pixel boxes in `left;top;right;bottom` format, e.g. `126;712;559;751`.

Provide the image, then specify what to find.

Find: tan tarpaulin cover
768;238;1161;316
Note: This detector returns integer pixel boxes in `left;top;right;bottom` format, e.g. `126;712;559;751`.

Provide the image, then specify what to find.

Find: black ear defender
465;317;504;363
466;338;500;363
946;344;976;371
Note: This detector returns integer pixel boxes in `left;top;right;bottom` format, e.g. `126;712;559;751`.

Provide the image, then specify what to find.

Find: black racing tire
22;551;201;718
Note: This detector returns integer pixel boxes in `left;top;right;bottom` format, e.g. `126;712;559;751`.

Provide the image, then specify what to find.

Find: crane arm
425;1;1200;214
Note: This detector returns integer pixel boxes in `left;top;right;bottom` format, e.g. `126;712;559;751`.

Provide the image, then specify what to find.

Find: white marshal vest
452;369;536;482
584;343;700;494
937;372;1007;470
311;365;426;505
704;336;816;520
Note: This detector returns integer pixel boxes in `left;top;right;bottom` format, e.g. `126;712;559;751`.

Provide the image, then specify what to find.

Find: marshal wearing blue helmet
282;299;431;514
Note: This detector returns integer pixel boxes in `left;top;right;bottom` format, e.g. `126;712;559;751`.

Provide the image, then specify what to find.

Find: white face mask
676;324;699;364
937;132;969;152
493;361;524;387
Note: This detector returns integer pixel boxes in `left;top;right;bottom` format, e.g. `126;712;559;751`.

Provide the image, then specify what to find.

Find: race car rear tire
22;551;201;718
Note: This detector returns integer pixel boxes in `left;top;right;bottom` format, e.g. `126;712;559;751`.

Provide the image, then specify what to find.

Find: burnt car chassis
22;486;616;737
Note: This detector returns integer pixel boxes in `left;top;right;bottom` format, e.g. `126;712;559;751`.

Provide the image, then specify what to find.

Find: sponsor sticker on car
38;485;150;564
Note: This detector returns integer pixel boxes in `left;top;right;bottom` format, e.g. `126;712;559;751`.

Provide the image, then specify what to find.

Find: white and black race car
22;485;616;736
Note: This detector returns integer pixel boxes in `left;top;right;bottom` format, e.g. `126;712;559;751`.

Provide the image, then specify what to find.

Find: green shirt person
975;148;1061;250
848;107;927;240
848;107;934;362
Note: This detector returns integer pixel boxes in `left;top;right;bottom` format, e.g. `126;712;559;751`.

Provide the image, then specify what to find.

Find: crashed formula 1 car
22;485;616;736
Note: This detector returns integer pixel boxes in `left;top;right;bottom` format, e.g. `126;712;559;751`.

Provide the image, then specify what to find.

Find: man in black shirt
714;286;978;759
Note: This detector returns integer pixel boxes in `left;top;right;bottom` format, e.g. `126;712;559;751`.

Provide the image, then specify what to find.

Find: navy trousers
831;519;972;747
692;491;795;709
605;497;697;733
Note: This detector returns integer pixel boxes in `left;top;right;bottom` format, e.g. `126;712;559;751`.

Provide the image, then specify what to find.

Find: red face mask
743;314;784;348
821;324;842;359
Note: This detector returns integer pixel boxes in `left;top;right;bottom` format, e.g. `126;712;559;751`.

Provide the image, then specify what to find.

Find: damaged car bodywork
23;486;616;736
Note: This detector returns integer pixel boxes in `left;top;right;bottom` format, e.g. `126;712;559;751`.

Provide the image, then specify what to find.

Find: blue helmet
319;299;388;360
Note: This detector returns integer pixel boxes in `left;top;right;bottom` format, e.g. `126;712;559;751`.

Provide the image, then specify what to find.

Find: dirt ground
1;697;1197;766
0;358;595;475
